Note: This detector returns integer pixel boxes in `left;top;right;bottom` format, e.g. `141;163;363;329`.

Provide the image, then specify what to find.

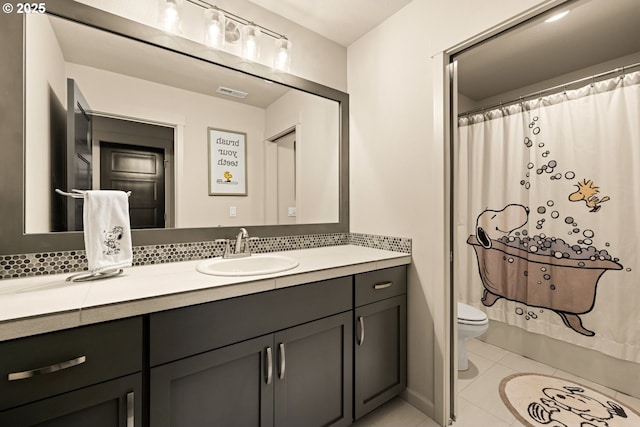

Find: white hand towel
83;190;133;273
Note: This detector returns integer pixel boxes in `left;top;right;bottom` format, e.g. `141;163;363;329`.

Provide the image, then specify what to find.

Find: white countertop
0;245;410;341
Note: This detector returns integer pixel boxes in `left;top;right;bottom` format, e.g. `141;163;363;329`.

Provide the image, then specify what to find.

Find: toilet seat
458;302;488;326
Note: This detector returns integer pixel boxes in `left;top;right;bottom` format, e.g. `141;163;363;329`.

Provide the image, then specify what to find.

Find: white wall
265;90;339;224
24;14;66;233
347;0;547;424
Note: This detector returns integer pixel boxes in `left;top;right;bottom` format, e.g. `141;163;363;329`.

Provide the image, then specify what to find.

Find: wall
347;0;547;424
265;90;340;224
24;14;66;233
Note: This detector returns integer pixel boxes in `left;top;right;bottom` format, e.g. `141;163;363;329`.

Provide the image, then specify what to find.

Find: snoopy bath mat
499;373;640;427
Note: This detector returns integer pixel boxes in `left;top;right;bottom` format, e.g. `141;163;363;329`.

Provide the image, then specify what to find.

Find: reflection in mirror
24;13;340;234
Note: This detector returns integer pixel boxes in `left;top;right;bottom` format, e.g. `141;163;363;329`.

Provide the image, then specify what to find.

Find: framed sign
208;127;247;196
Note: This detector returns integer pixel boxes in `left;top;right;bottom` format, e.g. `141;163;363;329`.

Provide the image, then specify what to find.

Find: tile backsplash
1;233;411;280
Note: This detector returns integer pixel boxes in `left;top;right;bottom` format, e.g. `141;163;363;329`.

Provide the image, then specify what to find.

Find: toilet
457;302;489;371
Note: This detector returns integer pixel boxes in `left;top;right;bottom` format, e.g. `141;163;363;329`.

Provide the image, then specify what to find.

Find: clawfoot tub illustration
468;205;622;336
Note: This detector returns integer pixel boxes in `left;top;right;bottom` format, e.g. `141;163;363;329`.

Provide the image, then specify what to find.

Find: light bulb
273;37;291;72
242;23;261;61
204;8;225;49
159;0;182;34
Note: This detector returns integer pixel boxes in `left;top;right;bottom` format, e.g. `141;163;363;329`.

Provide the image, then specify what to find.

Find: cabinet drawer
355;266;406;307
0;317;142;411
150;276;352;367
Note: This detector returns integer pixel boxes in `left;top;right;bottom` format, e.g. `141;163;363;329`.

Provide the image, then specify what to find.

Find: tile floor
352;339;640;427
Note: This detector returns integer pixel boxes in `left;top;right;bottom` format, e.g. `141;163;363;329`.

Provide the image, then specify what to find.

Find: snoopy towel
83;190;133;272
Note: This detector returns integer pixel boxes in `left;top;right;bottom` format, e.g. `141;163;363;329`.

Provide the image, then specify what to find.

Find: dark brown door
100;142;165;229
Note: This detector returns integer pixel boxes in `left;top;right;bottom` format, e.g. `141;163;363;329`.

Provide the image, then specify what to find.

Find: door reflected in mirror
24;13;340;233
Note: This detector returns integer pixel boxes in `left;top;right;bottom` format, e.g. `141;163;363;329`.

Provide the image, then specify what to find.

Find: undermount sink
196;254;300;277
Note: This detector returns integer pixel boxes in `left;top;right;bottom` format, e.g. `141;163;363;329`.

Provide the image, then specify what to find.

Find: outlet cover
287;207;296;217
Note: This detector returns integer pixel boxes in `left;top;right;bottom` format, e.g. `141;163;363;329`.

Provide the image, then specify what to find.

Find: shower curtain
455;71;640;363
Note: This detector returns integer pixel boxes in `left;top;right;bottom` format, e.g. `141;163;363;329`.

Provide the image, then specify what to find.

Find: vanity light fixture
158;0;292;71
545;10;570;23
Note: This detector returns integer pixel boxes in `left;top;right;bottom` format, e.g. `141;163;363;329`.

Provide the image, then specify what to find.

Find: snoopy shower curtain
455;71;640;363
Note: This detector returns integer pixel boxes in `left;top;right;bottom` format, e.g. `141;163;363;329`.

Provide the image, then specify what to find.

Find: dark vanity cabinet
149;277;353;427
0;265;407;427
0;317;143;427
353;266;407;420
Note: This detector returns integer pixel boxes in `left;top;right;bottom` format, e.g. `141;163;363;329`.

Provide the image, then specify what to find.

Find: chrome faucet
215;228;254;258
234;228;249;254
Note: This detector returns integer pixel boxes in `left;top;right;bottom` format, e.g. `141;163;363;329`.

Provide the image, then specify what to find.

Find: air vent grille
216;86;248;99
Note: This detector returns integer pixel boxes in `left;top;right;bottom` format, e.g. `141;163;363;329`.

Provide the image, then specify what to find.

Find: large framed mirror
0;0;349;255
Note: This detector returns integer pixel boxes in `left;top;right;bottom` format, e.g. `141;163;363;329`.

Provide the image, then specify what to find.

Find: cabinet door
274;311;353;427
150;334;274;427
354;295;407;419
0;373;141;427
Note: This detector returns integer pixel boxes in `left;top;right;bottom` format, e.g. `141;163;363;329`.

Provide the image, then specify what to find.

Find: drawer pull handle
357;316;365;346
278;343;286;380
373;282;393;290
265;347;273;385
127;391;135;427
8;355;87;381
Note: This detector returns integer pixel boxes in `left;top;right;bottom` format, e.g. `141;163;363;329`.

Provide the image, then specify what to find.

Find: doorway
265;128;298;225
93;116;175;229
444;0;640;422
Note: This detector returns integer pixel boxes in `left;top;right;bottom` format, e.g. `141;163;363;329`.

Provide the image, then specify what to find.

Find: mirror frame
0;0;349;255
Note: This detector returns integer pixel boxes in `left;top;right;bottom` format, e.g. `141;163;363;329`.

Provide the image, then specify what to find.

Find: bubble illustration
551;211;559;219
583;229;595;238
537;206;546;214
565;171;576;180
564;216;574;224
547;200;554;207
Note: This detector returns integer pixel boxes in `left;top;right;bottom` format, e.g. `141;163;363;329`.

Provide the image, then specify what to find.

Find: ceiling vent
216;86;248;99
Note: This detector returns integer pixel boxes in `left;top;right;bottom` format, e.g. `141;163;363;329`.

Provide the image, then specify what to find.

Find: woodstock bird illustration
223;171;233;182
568;179;610;212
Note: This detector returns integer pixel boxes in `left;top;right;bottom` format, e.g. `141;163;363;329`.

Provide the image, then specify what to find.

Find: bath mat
499;373;640;427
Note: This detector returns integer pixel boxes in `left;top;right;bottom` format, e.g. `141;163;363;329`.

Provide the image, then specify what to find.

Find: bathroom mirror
0;0;349;254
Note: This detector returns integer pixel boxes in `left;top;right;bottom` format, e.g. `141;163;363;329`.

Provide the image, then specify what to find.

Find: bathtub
467;235;623;336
